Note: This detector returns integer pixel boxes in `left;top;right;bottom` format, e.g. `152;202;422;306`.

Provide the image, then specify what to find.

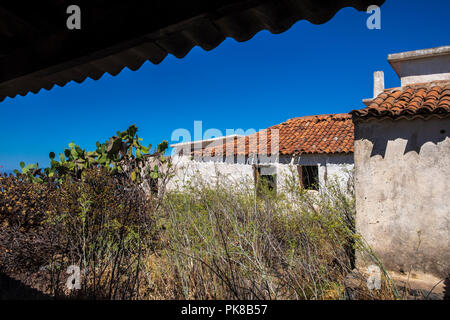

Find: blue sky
1;0;449;173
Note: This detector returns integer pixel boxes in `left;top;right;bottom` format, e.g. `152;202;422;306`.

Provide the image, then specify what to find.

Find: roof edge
388;46;450;63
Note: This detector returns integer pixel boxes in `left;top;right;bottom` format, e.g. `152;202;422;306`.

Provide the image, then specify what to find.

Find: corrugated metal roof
0;0;385;102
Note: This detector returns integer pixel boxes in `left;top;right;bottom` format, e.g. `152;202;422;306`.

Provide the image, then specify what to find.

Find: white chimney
388;46;450;87
373;71;384;98
362;71;385;106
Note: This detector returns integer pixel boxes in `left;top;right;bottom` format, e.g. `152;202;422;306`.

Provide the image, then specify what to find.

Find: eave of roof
170;135;243;148
0;0;385;102
351;81;450;122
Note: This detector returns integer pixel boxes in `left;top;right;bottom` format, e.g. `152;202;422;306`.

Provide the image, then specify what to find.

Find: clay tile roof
194;113;354;157
351;82;450;121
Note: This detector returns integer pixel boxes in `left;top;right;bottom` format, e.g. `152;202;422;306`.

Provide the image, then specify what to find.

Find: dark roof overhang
0;0;385;102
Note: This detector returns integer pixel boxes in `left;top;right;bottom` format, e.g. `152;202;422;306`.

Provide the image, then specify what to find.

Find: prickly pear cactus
16;125;169;184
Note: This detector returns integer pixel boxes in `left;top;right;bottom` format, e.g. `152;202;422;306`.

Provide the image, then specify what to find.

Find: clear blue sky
1;0;449;173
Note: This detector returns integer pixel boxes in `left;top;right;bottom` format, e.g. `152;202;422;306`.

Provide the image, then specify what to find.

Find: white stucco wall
167;155;255;191
285;154;354;192
167;153;354;194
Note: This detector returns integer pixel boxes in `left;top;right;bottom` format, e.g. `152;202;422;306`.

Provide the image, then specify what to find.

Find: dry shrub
0;173;60;277
147;173;398;300
1;168;398;300
0;169;157;299
0;173;56;231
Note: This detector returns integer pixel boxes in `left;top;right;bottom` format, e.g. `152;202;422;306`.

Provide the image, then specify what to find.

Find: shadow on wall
0;271;51;300
354;118;450;158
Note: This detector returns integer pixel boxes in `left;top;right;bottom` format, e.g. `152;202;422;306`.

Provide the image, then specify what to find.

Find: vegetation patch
0;126;397;299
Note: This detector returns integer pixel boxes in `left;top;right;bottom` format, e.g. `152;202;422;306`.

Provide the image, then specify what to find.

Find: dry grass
142;172;398;300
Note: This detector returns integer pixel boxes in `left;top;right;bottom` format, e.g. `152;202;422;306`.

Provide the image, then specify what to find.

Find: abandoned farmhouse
170;114;354;193
169;46;450;294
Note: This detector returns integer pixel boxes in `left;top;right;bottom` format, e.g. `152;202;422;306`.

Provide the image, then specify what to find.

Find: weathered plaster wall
167;156;255;191
274;154;353;193
354;117;450;280
168;153;353;195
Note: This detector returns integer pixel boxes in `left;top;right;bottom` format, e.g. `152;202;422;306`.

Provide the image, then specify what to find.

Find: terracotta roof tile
194;113;354;157
351;82;450;121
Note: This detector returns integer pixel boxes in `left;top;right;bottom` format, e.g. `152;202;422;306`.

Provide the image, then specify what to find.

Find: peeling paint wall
354;117;450;280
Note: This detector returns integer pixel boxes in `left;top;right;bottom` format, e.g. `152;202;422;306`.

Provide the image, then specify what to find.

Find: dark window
300;165;319;191
258;174;276;192
253;165;277;196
